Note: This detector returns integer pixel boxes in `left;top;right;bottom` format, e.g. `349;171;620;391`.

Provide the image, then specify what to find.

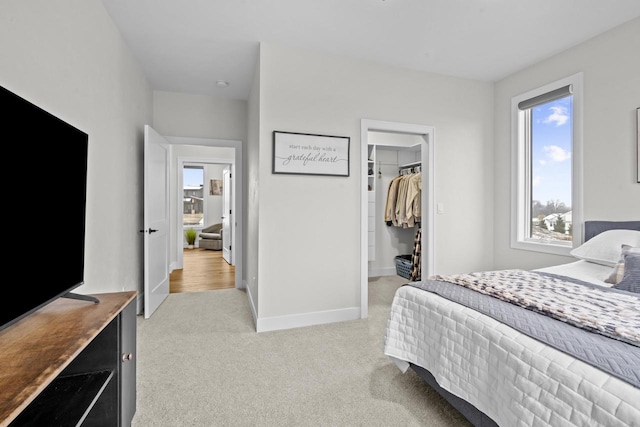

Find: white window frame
510;72;584;255
182;163;206;229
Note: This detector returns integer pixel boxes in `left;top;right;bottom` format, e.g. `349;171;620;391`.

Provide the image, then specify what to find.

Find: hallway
169;249;235;293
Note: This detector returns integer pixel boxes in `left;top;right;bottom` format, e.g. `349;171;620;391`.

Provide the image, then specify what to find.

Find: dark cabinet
119;299;137;427
0;292;137;427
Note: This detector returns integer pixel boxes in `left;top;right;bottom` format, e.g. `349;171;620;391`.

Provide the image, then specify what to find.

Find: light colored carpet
131;276;471;426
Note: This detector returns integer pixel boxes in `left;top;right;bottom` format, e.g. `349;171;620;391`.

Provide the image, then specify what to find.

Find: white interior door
222;167;232;264
143;125;170;318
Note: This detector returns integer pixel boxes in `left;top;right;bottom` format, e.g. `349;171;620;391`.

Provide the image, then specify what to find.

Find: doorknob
139;228;158;233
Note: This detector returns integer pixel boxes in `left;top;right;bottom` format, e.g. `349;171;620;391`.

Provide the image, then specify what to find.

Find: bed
383;221;640;427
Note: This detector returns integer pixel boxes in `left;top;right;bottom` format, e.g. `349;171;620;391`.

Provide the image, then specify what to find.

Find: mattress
383;260;640;427
535;259;613;286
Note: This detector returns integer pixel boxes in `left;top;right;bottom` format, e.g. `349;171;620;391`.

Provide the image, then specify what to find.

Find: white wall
153;90;247;141
8;2;632;332
245;56;262;322
255;43;494;328
493;17;640;270
0;0;152;300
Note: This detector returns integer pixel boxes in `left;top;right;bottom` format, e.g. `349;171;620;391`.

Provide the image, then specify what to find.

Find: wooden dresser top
0;291;136;426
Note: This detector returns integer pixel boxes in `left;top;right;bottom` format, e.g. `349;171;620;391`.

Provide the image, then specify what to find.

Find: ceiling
101;0;640;101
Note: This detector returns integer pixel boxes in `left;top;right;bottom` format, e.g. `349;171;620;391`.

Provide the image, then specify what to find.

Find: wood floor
169;248;235;293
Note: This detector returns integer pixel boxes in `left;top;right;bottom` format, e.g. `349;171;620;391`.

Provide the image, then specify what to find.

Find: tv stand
0;291;136;427
62;292;100;304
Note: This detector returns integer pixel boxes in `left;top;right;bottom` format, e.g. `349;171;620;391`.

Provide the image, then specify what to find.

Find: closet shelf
399;160;421;169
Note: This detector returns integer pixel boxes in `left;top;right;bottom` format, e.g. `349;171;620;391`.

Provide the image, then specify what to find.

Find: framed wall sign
272;131;350;176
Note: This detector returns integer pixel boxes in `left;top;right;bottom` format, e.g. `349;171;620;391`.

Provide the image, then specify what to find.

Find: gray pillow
613;253;640;293
605;245;639;284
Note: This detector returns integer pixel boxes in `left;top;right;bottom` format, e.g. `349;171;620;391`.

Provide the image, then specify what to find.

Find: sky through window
531;96;572;207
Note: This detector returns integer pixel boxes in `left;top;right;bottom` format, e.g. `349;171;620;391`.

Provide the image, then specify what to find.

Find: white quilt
383;284;640;427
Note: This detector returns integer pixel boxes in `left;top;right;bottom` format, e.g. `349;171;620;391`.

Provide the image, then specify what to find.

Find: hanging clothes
394;174;411;227
384;164;423;280
384;168;421;228
384;175;402;226
404;172;421;227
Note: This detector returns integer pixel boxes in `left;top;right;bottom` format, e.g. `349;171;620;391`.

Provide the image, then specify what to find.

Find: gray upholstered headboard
584;220;640;241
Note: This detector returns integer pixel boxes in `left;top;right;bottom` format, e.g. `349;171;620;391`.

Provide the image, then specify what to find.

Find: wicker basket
394;255;412;279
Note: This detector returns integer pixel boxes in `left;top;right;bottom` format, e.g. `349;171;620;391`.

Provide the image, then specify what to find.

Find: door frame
168;136;244;290
177;157;234;263
360;119;435;318
222;166;232;264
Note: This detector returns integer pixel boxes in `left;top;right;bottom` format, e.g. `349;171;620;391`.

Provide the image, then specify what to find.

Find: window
511;73;583;255
183;165;204;227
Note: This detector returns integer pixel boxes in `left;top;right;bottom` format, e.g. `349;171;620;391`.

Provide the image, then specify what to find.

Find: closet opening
360;120;435;318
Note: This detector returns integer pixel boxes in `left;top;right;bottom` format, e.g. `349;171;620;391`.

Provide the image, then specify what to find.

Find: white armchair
199;223;222;250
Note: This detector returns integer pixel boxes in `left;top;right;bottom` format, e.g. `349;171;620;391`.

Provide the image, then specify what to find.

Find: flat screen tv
0;85;92;333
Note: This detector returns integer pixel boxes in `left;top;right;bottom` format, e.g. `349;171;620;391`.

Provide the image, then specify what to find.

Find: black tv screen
0;85;88;332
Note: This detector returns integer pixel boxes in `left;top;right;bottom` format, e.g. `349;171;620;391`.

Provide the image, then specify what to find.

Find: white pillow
570;229;640;267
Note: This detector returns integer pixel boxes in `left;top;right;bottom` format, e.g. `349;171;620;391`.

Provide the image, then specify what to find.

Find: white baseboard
245;281;258;330
368;267;397;277
256;306;361;333
169;261;181;273
246;283;359;333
